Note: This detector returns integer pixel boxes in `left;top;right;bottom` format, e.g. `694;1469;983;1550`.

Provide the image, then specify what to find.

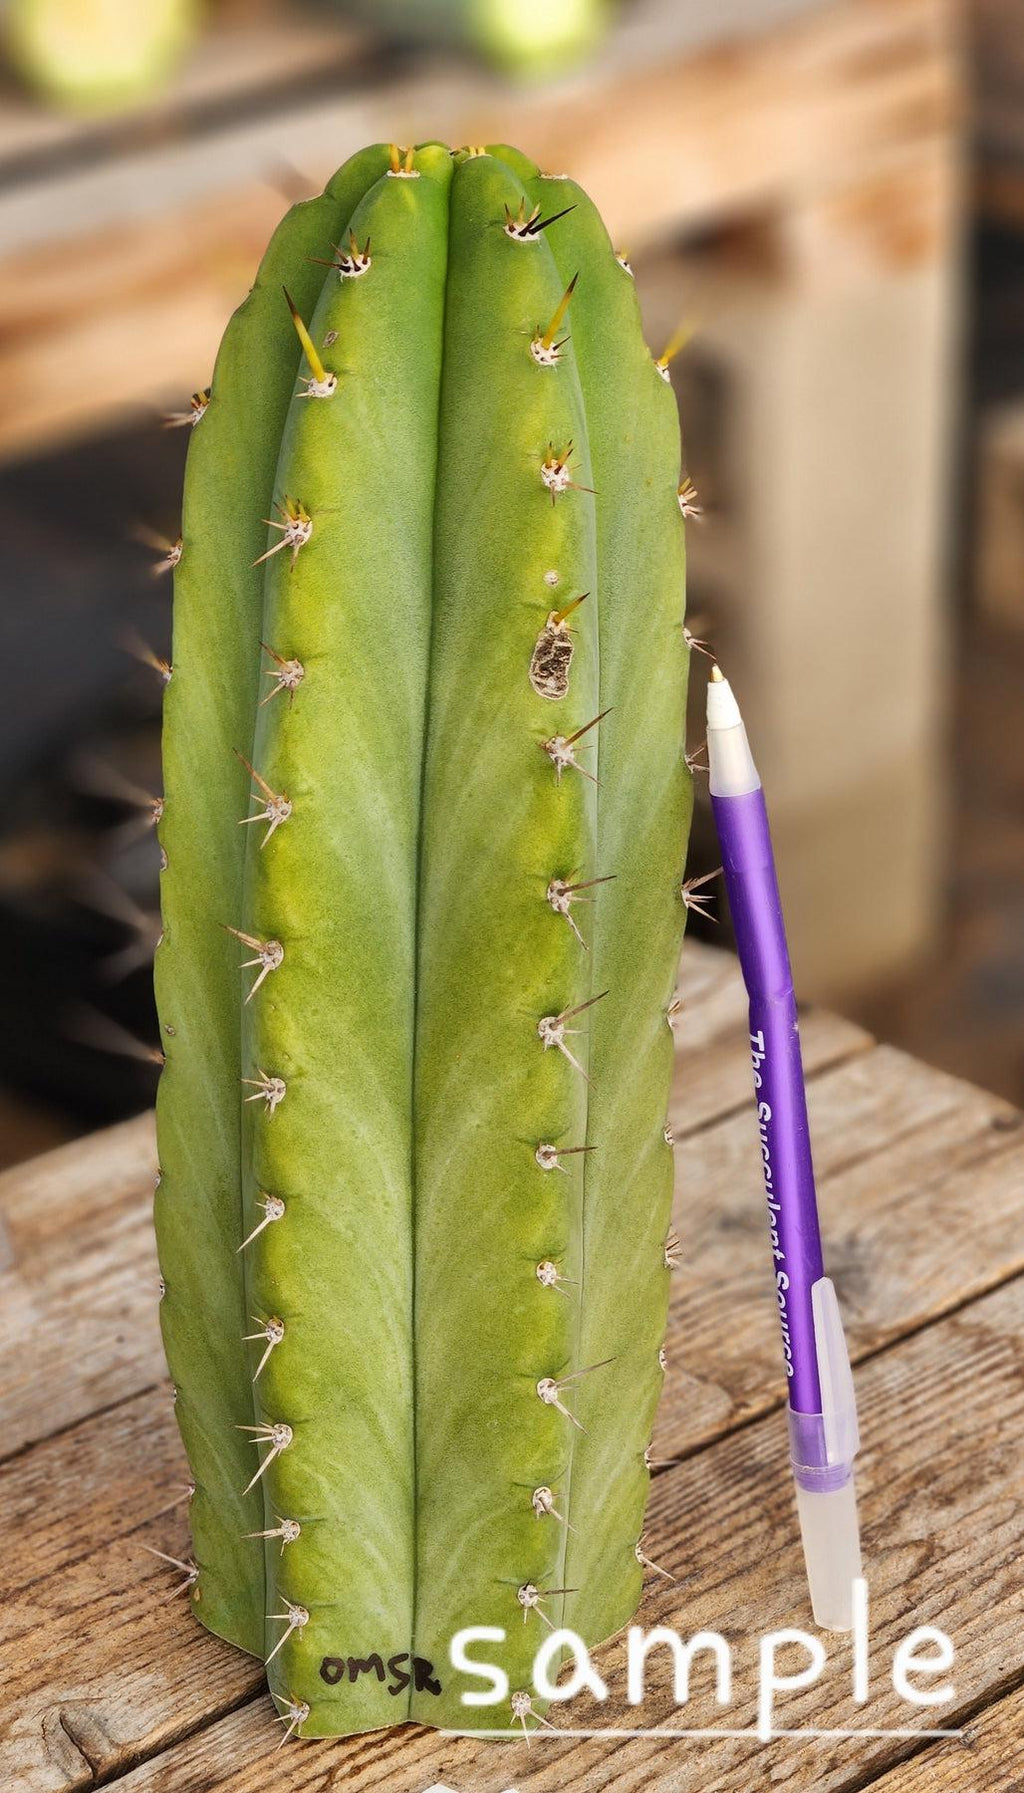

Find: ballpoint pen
706;663;862;1632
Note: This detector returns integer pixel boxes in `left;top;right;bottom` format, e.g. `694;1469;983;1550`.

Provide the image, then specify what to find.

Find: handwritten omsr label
320;1653;442;1697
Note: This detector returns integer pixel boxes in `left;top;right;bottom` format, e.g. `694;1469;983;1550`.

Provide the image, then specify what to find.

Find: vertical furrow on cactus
410;152;600;1728
154;151;385;1654
235;144;452;1735
522;170;692;1642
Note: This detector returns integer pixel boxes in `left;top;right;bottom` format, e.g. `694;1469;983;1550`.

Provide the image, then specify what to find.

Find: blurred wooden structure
975;402;1024;627
2;942;1024;1786
0;0;963;997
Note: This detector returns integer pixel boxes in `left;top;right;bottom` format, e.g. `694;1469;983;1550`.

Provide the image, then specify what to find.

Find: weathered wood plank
0;0;959;459
0;1113;163;1462
0;946;867;1462
10;1273;1020;1793
864;1684;1024;1791
0;1391;262;1793
661;1043;1024;1453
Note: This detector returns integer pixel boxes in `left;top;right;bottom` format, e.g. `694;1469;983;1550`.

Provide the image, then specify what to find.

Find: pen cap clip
812;1276;860;1465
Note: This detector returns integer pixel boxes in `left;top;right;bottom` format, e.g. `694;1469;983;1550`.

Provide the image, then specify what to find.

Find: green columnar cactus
155;140;692;1742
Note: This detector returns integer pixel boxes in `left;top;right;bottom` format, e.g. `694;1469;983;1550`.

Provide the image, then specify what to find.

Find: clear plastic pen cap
794;1477;862;1632
789;1278;863;1631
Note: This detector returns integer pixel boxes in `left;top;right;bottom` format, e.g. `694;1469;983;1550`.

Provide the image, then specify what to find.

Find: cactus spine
155;141;692;1740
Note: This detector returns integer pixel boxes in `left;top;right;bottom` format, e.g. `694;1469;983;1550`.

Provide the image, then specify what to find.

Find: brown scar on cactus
164;388;209;429
284;288;337;398
254;497;312;567
530;272;578;366
537;989;608;1081
541;707;610;784
223;924;284;1001
234;751;292;844
259;642;305;706
529;591;587;699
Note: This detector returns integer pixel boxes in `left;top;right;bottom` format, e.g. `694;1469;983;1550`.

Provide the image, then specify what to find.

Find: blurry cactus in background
4;0;200;113
329;0;611;77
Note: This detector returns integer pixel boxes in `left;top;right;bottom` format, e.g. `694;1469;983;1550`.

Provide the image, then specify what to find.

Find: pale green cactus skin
154;141;691;1741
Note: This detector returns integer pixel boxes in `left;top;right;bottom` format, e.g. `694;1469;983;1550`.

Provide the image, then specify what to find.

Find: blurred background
0;0;1020;1168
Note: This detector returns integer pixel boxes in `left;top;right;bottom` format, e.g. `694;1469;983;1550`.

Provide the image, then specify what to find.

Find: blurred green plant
333;0;611;78
4;0;200;114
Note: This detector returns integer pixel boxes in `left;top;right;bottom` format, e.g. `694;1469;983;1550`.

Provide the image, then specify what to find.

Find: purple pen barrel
711;787;826;1421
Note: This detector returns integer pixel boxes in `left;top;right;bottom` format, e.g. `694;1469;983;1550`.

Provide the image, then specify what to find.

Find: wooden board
1;941;1022;1791
0;0;959;461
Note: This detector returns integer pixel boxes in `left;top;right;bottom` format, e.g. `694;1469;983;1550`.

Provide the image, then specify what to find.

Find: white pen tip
706;670;742;731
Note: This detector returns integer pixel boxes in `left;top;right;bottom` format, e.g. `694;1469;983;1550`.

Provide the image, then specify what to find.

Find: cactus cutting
153;140;693;1739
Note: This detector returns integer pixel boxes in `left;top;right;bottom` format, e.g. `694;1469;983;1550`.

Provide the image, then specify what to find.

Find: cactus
154;140;692;1741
